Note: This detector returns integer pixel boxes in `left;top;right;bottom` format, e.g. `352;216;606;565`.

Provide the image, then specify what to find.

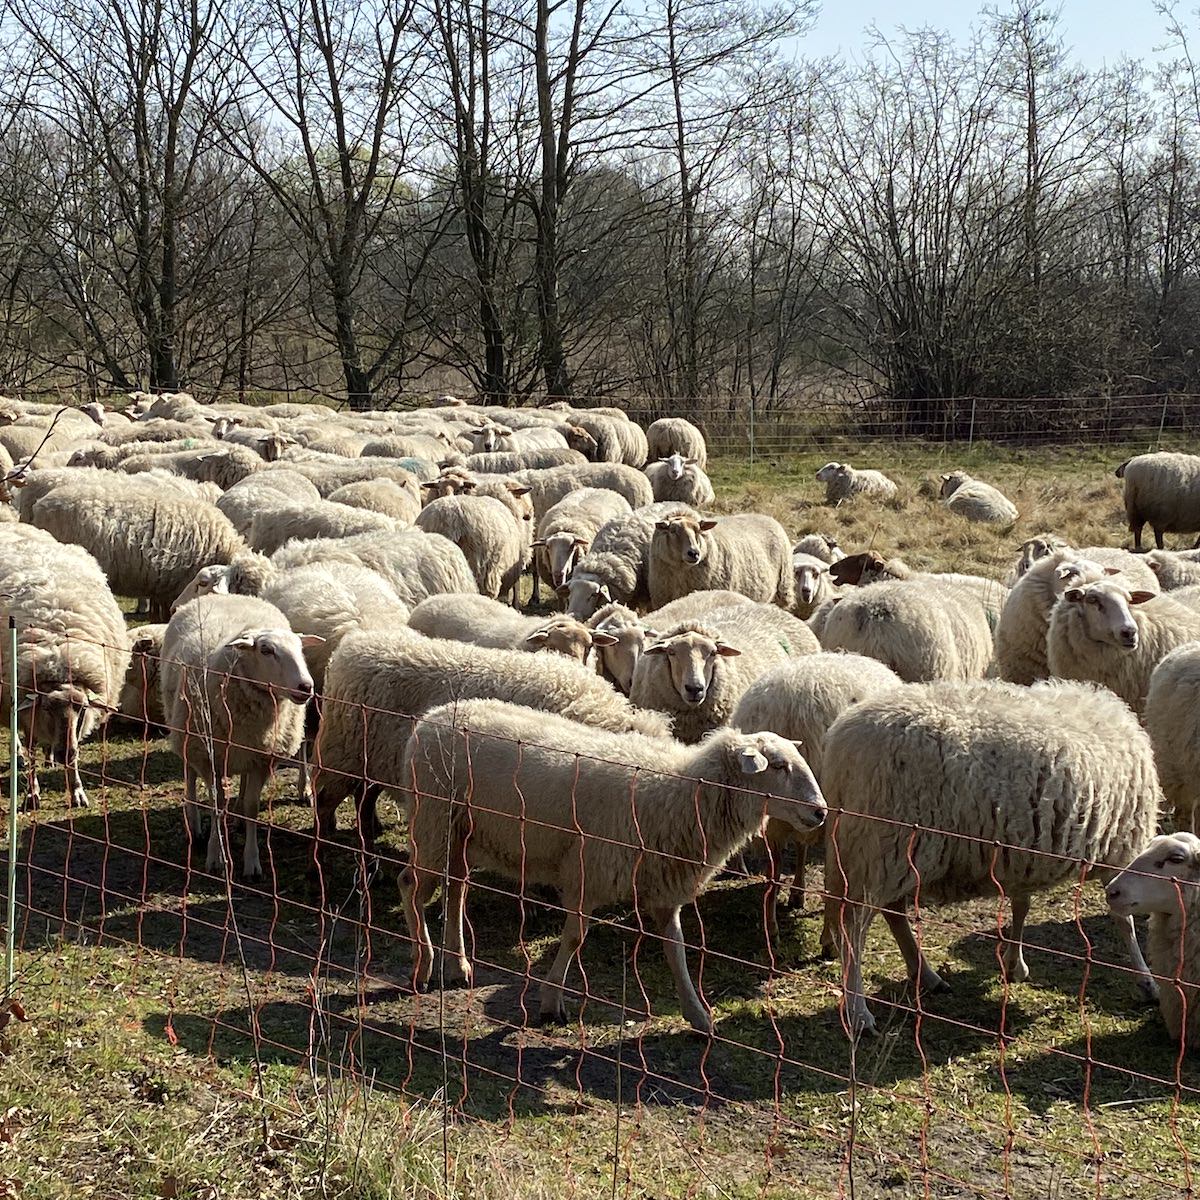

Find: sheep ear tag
738;747;770;775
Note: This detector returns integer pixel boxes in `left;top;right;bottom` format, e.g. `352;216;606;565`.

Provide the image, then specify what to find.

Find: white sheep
1106;832;1200;1050
117;623;168;730
791;553;839;619
645;417;707;470
994;546;1159;685
1145;645;1200;834
939;470;1018;524
162;595;320;879
1046;578;1200;716
815;462;899;505
644;454;715;507
586;602;652;694
532;487;632;602
408;594;616;663
0;525;129;809
121;444;263;490
247;498;396;556
216;471;322;536
326;478;421;525
1145;548;1200;591
817;579;993;682
1117;452;1200;551
399;698;825;1030
515;462;654;520
792;533;845;564
462;448;587;474
647;512;794;611
1008;534;1070;584
414;495;525;604
823;679;1161;1036
630;601;818;744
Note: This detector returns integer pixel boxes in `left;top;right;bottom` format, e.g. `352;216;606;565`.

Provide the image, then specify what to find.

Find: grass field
0;439;1197;1200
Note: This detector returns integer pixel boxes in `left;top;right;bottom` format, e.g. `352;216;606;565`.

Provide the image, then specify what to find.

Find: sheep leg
1112;911;1159;1003
653;905;712;1034
838;901;878;1037
183;770;203;842
539;909;589;1025
999;894;1031;983
530;556;541;606
240;772;265;882
439;838;473;988
205;775;230;875
19;741;39;812
64;715;88;809
355;783;383;846
398;863;439;993
882;907;948;994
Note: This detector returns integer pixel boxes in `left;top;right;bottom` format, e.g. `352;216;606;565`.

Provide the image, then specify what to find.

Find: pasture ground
0;438;1197;1200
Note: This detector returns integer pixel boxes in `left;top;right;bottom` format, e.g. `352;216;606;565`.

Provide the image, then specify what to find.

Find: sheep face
644;630;740;706
660;453;692;481
226;629;320;704
1016;535;1068;578
423;472;475;501
19;682;111;768
562;576;612;619
535;531;588;590
1106;833;1200;917
592;622;649;694
939;471;969;499
794;559;830;604
470;424;511;453
815;462;843;483
525;617;617;663
1061;580;1156;650
172;564;232;612
653;515;718;566
564;426;599;457
729;732;826;833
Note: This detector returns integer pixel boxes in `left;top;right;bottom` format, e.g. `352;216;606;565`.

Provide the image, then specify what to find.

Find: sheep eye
261;645;275;657
1168;852;1189;864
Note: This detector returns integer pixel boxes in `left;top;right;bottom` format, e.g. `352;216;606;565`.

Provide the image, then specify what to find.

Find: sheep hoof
818;943;837;961
537;1008;568;1027
916;970;950;995
69;792;89;810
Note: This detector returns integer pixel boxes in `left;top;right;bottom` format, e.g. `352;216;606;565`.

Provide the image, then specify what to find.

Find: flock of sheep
0;390;1198;1049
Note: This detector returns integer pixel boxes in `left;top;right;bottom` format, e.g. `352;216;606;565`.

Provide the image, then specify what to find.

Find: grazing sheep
414;495;525;604
532;487;632;602
644;454;715;507
117;623;168;730
1106;832;1200;1050
1145;548;1200;591
815;462;899;505
939;470;1018;524
310;628;673;852
462;448;587;474
793;533;845;564
630;601;818;744
818;579;993;683
645;417;707;470
564;502;697;619
994;547;1159;685
647;513;794;610
0;526;129;809
399;699;824;1030
247;499;395;556
279;455;431;495
121;444;263;490
1117;452;1200;550
216;472;322;536
823;680;1161;1036
1046;579;1200;716
28;483;246;620
791;553;839;620
327;478;421;525
515;462;654;520
408;594;615;663
732;653;903;930
162;595;319;879
586;602;651;695
1145;645;1200;834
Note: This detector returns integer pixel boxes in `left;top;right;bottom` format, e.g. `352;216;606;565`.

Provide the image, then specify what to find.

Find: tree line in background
0;0;1198;416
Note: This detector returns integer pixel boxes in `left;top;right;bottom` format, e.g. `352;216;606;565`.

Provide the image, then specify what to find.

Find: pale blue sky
800;0;1178;67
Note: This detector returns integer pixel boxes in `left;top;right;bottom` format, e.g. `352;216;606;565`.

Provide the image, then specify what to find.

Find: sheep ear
83;693;117;713
1104;566;1122;576
699;519;718;531
228;634;256;650
463;480;477;491
572;537;589;548
686;457;698;465
598;586;612;602
591;631;620;646
421;481;438;489
17;693;36;712
507;484;531;496
940;473;950;482
555;584;570;598
737;746;770;775
525;631;550;645
644;642;670;655
714;641;741;657
531;539;547;548
790;738;805;752
642;627;661;640
299;634;326;647
654;520;671;531
1063;588;1085;603
1129;590;1156;605
1054;564;1074;580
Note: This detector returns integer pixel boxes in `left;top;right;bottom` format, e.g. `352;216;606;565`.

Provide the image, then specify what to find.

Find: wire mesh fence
2;627;1198;1198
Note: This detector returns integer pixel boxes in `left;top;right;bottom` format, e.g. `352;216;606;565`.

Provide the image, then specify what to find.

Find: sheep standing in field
793;533;844;564
1145;548;1200;590
399;699;825;1030
823;679;1161;1036
644;454;715;507
564;502;697;618
818;579;993;682
247;498;396;555
630;601;818;743
162;595;319;879
118;624;168;730
531;487;632;603
327;478;421;525
815;462;898;505
645;417;707;470
28;482;246;620
1146;645;1200;834
515;462;654;520
216;471;322;536
939;470;1018;523
1046;579;1200;715
310;628;672;854
1106;832;1200;1050
121;444;263;490
791;553;839;620
408;594;616;663
647;512;794;610
994;546;1159;685
0;526;129;808
732;653;903;929
1117;452;1200;551
414;495;525;604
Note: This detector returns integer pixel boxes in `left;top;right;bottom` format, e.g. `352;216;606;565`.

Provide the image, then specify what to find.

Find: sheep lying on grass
939;470;1018;523
816;462;898;505
399;699;825;1031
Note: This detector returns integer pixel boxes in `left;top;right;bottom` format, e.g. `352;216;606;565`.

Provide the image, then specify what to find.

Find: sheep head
653;515;717;566
224;629;321;704
643;628;740;706
1060;579;1156;650
724;731;826;834
1106;833;1200;918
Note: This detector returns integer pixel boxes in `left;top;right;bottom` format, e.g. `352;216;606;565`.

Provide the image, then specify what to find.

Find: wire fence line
2;628;1198;1197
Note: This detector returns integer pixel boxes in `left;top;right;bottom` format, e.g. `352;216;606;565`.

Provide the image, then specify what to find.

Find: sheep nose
684;684;705;703
684;550;700;563
1120;629;1138;648
1105;883;1121;901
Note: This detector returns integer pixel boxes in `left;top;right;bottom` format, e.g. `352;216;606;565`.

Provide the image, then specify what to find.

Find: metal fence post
749;393;756;467
968;396;977;447
6;616;17;992
1157;392;1170;450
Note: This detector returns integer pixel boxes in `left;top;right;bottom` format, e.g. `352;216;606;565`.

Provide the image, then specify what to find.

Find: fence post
968;396;977;448
749;392;756;467
1157;392;1169;450
6;616;16;992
